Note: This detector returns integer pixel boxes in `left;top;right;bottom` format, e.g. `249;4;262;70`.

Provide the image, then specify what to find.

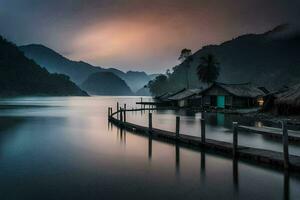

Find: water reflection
148;135;152;160
0;116;25;132
233;158;239;193
200;150;206;183
0;97;299;200
284;170;290;200
175;143;180;175
116;127;126;144
217;113;225;126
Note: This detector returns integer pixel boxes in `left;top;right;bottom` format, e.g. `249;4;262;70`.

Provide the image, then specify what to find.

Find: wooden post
120;108;123;122
149;112;152;133
282;120;289;169
201;118;206;145
117;102;119;120
233;122;238;158
124;104;127;122
176;116;180;139
124;108;126;122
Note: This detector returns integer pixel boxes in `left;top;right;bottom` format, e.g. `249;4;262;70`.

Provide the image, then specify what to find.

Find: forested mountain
0;36;87;96
19;44;154;92
135;86;151;96
81;72;133;96
149;25;300;95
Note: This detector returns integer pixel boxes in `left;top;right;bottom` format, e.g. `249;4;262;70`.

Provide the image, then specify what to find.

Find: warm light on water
0;96;299;199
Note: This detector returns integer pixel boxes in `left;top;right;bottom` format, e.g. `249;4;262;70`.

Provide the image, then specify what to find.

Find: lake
0;96;299;200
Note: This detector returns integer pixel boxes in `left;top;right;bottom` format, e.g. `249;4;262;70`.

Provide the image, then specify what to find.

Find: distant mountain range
19;44;157;93
81;72;133;96
151;24;300;95
0;36;87;97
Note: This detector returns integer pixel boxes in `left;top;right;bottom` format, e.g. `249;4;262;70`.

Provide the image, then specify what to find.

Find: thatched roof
157;89;186;101
168;88;203;101
275;84;300;106
154;92;169;99
208;82;266;98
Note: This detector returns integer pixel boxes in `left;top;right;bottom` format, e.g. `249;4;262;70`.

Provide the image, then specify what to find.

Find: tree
166;69;172;78
148;74;168;95
178;48;193;89
197;54;220;84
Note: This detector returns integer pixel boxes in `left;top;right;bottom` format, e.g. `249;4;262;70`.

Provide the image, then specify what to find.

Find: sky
0;0;299;73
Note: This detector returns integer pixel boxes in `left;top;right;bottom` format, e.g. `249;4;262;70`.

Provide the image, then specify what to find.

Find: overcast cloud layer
0;0;299;73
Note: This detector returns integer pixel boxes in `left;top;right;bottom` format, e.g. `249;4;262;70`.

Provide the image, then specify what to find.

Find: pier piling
176;116;180;139
124;108;126;122
201;118;206;145
233;122;238;158
123;104;127;122
117;102;119;120
120;108;123;122
149;113;153;133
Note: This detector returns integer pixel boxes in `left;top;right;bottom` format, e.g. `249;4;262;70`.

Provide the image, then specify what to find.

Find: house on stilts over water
161;82;268;109
201;82;267;109
263;84;300;115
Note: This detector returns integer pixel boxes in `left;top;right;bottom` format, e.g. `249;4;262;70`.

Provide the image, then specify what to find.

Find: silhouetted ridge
19;44;155;92
0;36;87;96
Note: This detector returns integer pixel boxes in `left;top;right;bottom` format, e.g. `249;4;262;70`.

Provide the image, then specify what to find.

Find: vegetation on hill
0;36;88;96
148;24;300;96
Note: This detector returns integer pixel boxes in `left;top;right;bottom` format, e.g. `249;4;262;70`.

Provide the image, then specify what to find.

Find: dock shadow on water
0;97;299;200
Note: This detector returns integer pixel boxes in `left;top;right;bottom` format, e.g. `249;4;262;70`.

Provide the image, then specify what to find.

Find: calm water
0;96;299;200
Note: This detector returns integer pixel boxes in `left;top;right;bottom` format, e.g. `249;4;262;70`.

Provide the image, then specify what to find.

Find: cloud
0;0;299;73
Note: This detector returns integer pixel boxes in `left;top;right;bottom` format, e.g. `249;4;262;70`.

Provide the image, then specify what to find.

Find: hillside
81;72;133;96
122;71;150;92
135;86;151;96
0;36;87;97
149;24;300;95
19;44;154;92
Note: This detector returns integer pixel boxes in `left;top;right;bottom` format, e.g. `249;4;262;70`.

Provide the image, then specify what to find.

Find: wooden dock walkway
239;125;300;142
108;106;300;172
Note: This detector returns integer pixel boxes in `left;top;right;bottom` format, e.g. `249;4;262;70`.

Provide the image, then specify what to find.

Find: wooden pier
107;105;300;172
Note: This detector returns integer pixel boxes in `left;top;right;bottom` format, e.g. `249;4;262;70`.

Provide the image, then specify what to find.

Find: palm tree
178;48;193;89
197;54;220;84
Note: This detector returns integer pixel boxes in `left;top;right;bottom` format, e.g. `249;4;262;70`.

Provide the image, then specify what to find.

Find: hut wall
188;97;202;107
203;96;211;106
225;96;233;107
232;97;258;108
178;99;188;107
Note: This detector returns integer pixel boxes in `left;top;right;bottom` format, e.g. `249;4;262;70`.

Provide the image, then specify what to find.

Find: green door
217;96;225;108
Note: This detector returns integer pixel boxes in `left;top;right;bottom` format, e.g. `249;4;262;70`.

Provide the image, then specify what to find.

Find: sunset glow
1;0;299;72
